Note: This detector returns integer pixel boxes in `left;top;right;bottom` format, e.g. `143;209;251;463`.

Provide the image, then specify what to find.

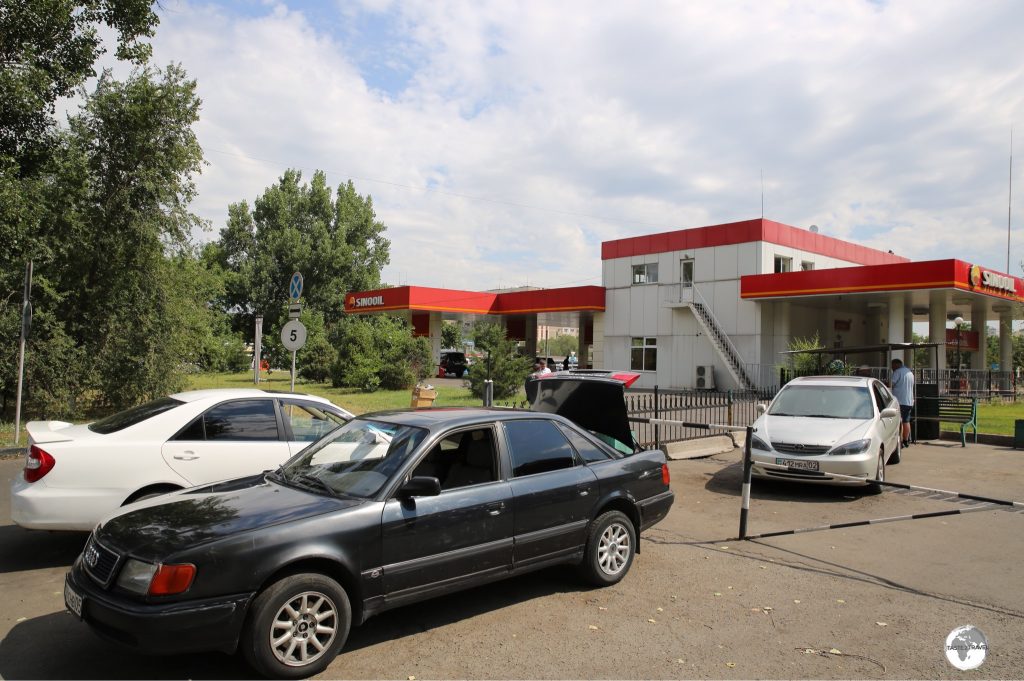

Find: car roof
169;389;334;404
785;376;874;388
354;407;545;432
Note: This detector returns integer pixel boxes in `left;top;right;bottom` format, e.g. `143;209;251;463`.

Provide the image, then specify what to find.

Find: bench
915;397;978;447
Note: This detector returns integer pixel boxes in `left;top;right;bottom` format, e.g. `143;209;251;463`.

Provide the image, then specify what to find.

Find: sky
127;0;1023;291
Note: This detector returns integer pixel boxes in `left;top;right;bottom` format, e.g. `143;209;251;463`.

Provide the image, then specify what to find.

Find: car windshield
88;397;184;434
275;418;428;498
768;385;874;419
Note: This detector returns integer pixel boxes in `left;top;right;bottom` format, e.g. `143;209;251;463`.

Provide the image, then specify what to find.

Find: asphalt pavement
0;441;1022;679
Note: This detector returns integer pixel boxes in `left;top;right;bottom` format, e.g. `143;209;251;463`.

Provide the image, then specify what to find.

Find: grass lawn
961;401;1024;437
185;371;495;414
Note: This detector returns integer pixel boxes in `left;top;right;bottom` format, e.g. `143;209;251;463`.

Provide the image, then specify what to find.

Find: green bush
467;321;532;400
330;316;429;392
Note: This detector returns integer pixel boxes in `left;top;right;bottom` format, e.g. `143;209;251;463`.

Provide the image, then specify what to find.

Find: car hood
526;373;637;450
95;474;364;560
757;415;873;448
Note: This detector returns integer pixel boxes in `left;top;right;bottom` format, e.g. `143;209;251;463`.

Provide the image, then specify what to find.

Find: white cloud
148;0;1023;291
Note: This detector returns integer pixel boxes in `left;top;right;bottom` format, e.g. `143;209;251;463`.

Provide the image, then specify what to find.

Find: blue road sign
289;272;303;301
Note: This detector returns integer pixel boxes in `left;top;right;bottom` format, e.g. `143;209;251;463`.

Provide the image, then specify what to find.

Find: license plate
64;579;83;619
776;457;819;471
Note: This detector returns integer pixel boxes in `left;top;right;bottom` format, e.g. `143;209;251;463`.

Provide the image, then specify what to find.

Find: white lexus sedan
749;376;902;493
11;389;353;531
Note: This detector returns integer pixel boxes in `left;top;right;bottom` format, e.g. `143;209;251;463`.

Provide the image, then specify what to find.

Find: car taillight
661;463;670;486
24;445;55;483
148;563;196;595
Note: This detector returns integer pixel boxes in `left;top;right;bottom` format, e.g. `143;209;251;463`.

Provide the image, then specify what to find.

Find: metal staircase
687;287;756;390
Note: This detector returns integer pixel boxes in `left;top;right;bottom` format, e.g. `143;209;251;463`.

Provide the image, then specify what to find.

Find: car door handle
173;453;199;461
486;502;505;516
577;485;593;496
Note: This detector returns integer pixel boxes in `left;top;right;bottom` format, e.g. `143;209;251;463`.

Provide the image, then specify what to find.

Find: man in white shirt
890;358;915;448
531;359;551;377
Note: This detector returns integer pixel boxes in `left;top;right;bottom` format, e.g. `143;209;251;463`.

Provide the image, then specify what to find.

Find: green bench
916;397;978;447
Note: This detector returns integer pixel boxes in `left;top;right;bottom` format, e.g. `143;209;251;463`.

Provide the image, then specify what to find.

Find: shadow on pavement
0;525;88;574
0;566;590;679
703;460;869;503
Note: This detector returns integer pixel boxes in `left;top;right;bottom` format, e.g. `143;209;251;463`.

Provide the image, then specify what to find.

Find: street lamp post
954;316;964;395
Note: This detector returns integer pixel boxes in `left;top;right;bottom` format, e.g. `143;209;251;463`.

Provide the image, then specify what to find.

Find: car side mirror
399;476;441;498
880;407;899;419
756;404;767;415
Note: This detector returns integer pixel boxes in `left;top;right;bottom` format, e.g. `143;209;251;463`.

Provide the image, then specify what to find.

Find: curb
0;446;25;460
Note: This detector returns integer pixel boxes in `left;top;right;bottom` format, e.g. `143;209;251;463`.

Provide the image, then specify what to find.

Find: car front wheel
866;447;885;495
580;510;636;586
241;573;351;679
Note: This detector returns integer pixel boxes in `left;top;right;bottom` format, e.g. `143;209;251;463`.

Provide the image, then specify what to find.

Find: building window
774;256;792;273
632;263;659;285
801;260;815;271
630;337;657;371
681;259;694;287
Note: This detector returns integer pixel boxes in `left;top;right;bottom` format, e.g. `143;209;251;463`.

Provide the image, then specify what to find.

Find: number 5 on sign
281;320;307;351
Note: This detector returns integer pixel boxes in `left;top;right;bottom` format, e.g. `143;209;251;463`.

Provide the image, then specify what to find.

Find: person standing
890;358;915;448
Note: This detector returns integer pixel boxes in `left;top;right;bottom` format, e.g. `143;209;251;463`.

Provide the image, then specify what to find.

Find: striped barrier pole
758;463;1024;509
738;425;753;540
744;503;998;540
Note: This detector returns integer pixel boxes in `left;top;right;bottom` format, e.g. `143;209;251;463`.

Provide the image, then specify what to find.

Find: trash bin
913;383;939;441
1015;420;1024;449
411;384;437;408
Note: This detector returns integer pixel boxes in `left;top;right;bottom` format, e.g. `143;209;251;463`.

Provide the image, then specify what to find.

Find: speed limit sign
281;320;307;351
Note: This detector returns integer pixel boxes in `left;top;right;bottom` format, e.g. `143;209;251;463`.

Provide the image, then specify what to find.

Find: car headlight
116;559;196;596
750;434;772;451
116;559;158;594
829;439;872;456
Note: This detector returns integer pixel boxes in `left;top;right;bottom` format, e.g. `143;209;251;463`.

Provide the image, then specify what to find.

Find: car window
283;402;346;442
871;384;888;412
504;420;577;477
768;385;873;420
89;397;184;434
203;400;280;441
557;423;613;462
411;427;498;490
174;416;205;441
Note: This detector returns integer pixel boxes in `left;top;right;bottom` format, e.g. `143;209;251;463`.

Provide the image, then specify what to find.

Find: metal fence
626;386;776;448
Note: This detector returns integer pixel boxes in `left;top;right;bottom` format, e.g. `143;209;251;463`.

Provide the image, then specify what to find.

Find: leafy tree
212;171;390;339
441;322;462;350
467;321;531;400
0;0;157;173
546;333;579;358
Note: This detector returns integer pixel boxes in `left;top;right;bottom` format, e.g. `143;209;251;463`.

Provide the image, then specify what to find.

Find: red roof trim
601;218;909;267
345;285;606;315
741;260;1023;301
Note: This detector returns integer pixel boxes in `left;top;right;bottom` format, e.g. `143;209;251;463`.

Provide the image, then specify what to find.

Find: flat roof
601;218;909;267
741;259;1022;303
344;285;606;315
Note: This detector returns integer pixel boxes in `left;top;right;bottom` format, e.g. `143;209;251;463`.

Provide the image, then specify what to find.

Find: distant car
63;371;673;678
11;389;353;531
749;376;901;493
439;350;469;377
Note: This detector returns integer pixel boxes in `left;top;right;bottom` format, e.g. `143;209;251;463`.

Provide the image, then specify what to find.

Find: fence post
654;385;661;451
739;425;753;540
727;390;733;426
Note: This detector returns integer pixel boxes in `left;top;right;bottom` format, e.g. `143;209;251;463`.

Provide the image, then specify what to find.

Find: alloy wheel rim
269;591;338;667
598;522;631;575
877;451;885;482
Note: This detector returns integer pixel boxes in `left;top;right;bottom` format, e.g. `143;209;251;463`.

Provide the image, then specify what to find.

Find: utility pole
14;261;33;446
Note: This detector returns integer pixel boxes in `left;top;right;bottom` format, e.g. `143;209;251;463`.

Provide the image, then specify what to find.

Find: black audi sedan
64;373;674;678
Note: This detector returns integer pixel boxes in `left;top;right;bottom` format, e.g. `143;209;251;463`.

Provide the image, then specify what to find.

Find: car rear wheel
888;438;901;465
866;447;885;495
241;573;351;679
579;510;636;586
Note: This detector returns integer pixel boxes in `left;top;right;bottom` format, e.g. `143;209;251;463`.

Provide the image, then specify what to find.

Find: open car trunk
525;371;640;453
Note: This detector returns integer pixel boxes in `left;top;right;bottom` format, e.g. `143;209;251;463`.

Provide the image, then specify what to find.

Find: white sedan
749;376;902;493
11;389;353;531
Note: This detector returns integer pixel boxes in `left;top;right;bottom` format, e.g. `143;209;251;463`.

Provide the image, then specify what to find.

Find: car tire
888;439;901;465
241;573;351;679
579;510;636;586
866;447;885;495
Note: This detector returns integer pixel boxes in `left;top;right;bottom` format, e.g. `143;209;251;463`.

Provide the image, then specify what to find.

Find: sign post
253;316;263;384
284;272;306;392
